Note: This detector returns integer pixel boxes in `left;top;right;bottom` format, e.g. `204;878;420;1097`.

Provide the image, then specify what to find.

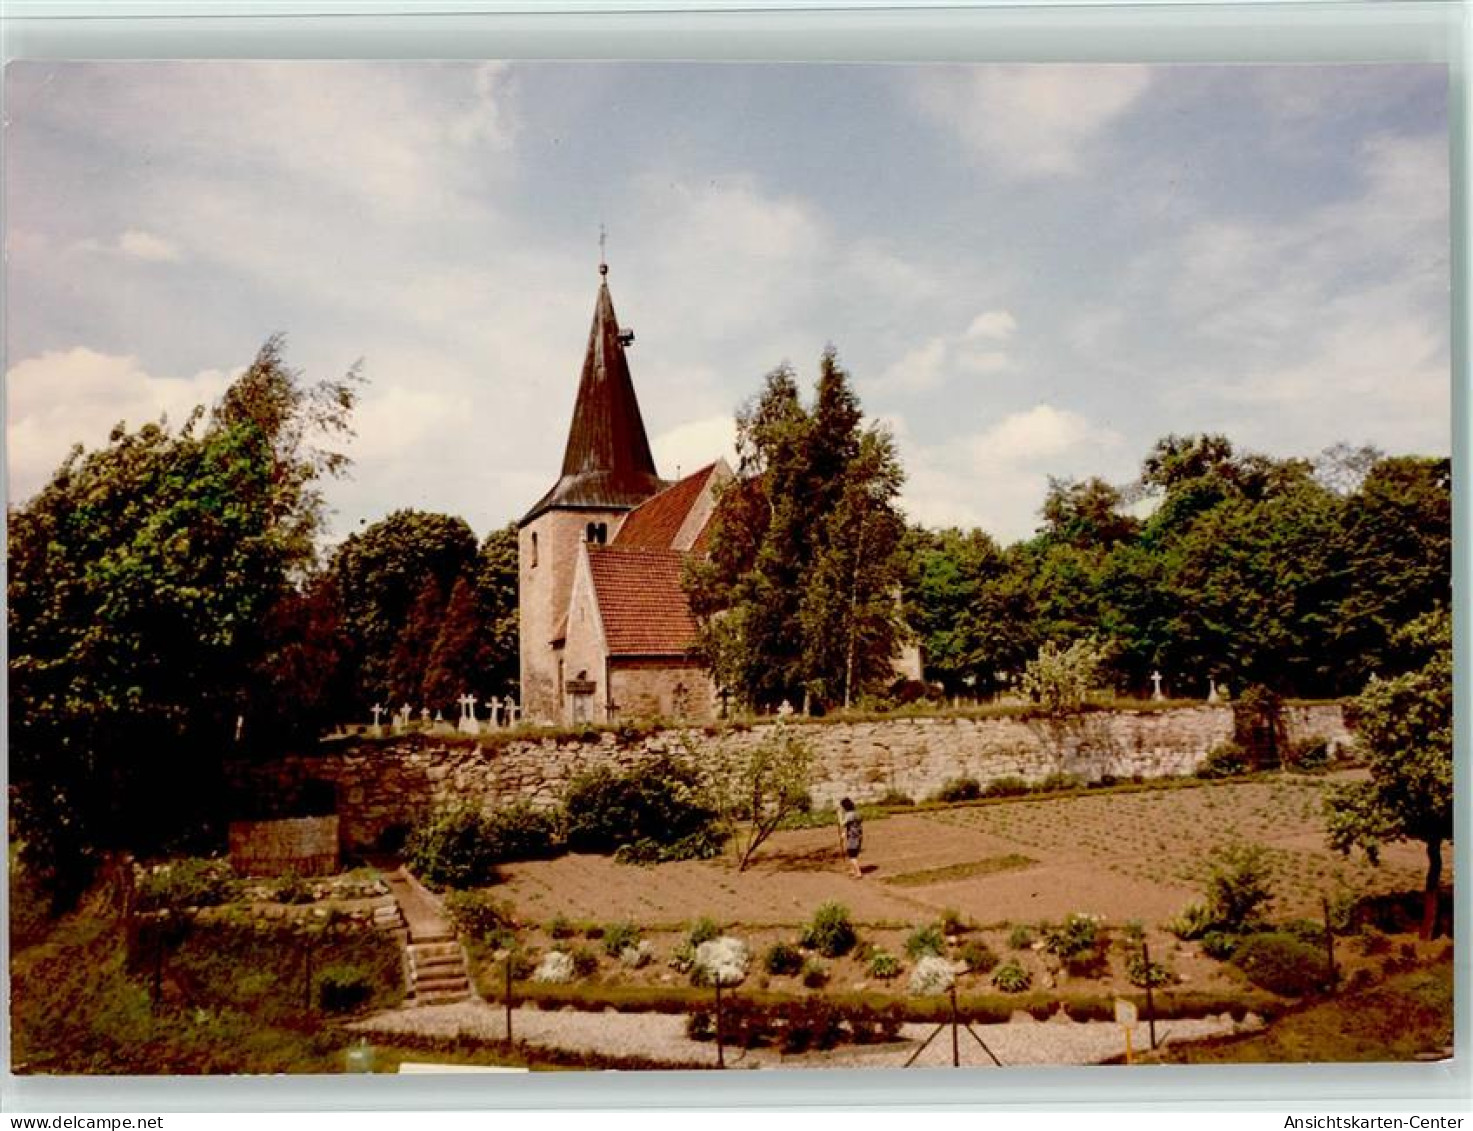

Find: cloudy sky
4;61;1449;545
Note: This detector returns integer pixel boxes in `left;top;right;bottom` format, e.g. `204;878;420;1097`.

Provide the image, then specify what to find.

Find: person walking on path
837;797;864;878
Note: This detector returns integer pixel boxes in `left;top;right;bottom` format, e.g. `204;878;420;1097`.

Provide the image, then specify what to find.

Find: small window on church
586;522;607;545
530;532;538;567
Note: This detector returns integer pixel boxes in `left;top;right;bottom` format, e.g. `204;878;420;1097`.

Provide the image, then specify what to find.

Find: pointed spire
521;263;665;525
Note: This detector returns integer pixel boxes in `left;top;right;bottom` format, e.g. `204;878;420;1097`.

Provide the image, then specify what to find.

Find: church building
517;262;729;725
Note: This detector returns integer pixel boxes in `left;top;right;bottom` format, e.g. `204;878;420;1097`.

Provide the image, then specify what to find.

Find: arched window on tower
530;531;539;567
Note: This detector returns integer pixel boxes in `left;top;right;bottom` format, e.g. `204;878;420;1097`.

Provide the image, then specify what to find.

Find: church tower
518;261;666;723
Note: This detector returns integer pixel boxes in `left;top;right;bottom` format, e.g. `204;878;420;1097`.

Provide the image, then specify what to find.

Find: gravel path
347;999;1242;1070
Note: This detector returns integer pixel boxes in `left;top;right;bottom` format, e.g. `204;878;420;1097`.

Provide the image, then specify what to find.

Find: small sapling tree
1021;637;1113;714
1326;608;1452;938
706;726;816;871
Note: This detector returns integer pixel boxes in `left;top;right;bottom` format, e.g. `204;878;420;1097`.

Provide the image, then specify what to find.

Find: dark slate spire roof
521;272;666;526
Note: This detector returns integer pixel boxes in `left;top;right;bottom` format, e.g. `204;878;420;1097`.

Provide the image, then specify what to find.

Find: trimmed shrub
1197;741;1249;779
1125;953;1172;989
1007;925;1035;950
1205;843;1276;931
958;939;999;975
484;803;562;861
270;871;314;906
564;755;721;861
983;776;1030;799
908;955;958;995
1231;932;1327;997
569;946;600;978
692;937;750;987
404;805;500;890
934;776;981;803
316;963;374;1013
547;915;576;940
939;907;970;936
1042;913;1106;975
1166;902;1215;942
1200;931;1239;961
1285;734;1330;771
532;951;575;984
1036;771;1084;793
764;941;804;977
905;924;946;959
802;903;857;958
991;959;1032;993
443;890;514;944
687;916;722;948
867;950;901;980
135;858;237;912
601;921;641;958
801;959;830;989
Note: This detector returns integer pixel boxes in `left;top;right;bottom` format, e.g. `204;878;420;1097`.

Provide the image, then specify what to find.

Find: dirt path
347;998;1242;1069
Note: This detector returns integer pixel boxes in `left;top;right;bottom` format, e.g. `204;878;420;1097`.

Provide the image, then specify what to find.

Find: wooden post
1322;897;1338;992
949;986;960;1067
715;980;725;1069
151;923;164;1008
1142;940;1157;1050
504;952;514;1043
304;930;315;1012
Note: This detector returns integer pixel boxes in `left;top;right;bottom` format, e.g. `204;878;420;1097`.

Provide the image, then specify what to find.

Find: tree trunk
1421;837;1443;940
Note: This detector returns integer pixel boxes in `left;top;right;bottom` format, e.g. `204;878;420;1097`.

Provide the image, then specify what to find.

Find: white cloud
875;308;1018;393
118;229;182;262
651;415;738;481
968;404;1116;468
5;348;231;503
914;65;1152;178
965;310;1017;341
880;337;949;392
897;404;1127;542
447;62;518;150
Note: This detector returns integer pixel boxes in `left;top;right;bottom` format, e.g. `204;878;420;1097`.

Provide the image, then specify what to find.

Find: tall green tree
906;527;1035;696
686;348;908;712
328;509;478;704
8;335;361;902
473;523;521;699
1326;608;1452;938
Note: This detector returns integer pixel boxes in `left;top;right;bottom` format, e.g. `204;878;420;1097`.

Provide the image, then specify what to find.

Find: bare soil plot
496;773;1443;932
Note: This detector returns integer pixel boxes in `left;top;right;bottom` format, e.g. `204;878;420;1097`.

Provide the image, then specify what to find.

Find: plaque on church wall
564;678;597;696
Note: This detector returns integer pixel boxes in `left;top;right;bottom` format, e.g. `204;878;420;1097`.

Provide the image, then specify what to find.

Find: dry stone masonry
233;704;1349;852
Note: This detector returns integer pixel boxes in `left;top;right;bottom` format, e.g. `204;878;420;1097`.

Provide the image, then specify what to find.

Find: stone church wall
232;704;1350;852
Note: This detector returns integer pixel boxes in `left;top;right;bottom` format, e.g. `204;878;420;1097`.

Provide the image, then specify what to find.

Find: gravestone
458;693;481;735
371;703;385;737
1150;671;1164;701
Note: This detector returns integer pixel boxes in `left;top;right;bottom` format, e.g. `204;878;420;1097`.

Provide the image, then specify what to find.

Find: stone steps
383;866;474;1007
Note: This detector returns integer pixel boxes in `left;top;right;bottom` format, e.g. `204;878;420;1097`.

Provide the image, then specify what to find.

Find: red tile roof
613;463;718;549
587;545;700;657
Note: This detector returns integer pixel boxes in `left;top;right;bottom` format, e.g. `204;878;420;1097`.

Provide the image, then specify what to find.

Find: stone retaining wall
227;815;340;876
230;704;1350;852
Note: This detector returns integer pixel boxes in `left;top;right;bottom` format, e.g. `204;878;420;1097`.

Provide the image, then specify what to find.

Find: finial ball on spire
599;224;609;275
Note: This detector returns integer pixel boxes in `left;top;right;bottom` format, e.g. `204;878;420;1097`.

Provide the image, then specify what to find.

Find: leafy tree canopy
8;335;361;903
686;347;908;712
1327;608;1452;937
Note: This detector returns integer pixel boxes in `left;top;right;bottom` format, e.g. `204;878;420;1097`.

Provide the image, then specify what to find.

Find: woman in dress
837;797;864;878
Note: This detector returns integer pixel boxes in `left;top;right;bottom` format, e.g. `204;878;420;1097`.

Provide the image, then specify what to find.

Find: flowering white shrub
908;954;962;996
620;940;655;969
694;936;750;987
532;951;575;984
